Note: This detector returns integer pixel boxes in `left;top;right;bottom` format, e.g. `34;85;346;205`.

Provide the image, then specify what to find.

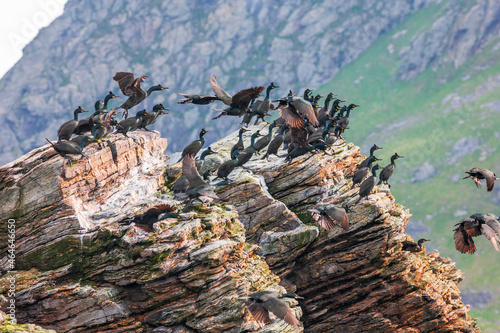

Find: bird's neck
250;136;258;147
369;147;376;157
73;112;80;121
147;87;157;96
371;168;378;177
79;139;87;150
267;126;274;136
265;86;272;99
103;95;112;109
239;131;244;139
324;98;331;109
345;109;352;118
391;156;397;165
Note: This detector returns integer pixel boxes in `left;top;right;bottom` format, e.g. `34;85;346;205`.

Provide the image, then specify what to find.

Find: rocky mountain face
0;126;478;332
0;0;434;165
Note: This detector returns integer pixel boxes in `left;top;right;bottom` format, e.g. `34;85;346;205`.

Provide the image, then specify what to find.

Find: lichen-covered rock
0;127;478;332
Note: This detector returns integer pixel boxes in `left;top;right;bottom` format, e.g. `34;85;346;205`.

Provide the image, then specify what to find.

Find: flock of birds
44;71;500;327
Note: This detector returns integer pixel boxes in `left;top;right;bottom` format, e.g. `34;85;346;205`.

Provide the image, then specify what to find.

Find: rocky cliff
0;126;478;332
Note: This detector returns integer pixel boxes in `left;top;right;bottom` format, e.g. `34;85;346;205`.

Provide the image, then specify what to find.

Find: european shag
45;136;92;164
182;155;219;202
356;164;382;204
101;91;120;112
177;128;208;162
113;72;167;119
177;92;218;105
254;122;278;154
454;213;500;254
336;104;359;128
215;150;241;181
261;125;286;161
210;75;264;119
231;128;248;157
303;88;313;102
378;153;404;187
351;156;381;189
463;168;498;192
139;104;168;131
116;110;148;140
274;92;319;128
57;106;88;141
120;203;179;232
195;146;217;171
317;93;334;122
236;131;261;167
357;144;383;169
309;204;354;231
245;291;303;327
329;99;344;118
402;239;430;252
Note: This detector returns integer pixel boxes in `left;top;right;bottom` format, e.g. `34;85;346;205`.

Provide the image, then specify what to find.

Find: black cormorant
245;291;302;327
356;164;382;204
351;156;381;189
177;93;218;105
45;136;92;164
116;110;148;140
231;128;247;157
309;204;354;230
357;144;383;169
378;153;404;187
402;238;430;252
178;128;208;162
236;131;261;167
57;106;88;141
113;72;167;118
254;122;278;154
182;155;219;202
120;203;179;232
209;75;263;119
463;168;498;192
262;125;286;161
215;150;241;181
454;213;500;254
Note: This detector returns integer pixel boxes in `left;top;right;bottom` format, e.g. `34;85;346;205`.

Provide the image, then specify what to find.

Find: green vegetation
318;1;500;328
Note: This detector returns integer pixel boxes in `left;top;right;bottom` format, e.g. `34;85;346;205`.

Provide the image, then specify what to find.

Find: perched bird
45;136;92;164
463;168;498;192
120;203;179;232
262;125;286;161
100;91;120;112
402;239;430;252
303;88;313;102
74;109;106;135
210;75;264;119
57;106;88;141
116;110;148;140
357;144;383;169
177;128;207;162
139;106;168;131
351;156;382;189
215;150;241;181
378;153;404;187
245;291;302;327
113;72;167;118
254;122;278;154
237;131;262;167
182;155;219;202
329;99;344;118
177;93;218;105
195;146;217;171
336;103;359;128
231;128;248;157
309;204;354;230
356;164;382;204
317;93;334;122
454;213;500;254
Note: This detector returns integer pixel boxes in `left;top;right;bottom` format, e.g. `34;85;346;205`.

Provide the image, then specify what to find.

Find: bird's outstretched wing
278;104;304;129
231;87;265;108
182;155;206;188
263;298;301;327
209;75;232;105
481;224;500;251
247;301;271;324
290;97;319;126
480;169;496;192
453;225;476;254
113;72;136;96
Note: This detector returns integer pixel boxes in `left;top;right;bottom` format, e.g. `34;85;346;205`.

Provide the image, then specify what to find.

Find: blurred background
1;0;499;331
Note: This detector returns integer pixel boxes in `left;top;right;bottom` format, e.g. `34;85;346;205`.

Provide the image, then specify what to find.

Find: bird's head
75;106;88;114
280;293;304;300
343;205;355;213
374;144;383;150
107;91;120;99
394;153;404;159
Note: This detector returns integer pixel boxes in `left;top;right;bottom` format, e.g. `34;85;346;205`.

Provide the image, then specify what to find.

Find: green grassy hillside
318;2;500;331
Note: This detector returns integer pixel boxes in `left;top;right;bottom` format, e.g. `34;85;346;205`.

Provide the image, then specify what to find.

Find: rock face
0;0;435;164
0;127;478;332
